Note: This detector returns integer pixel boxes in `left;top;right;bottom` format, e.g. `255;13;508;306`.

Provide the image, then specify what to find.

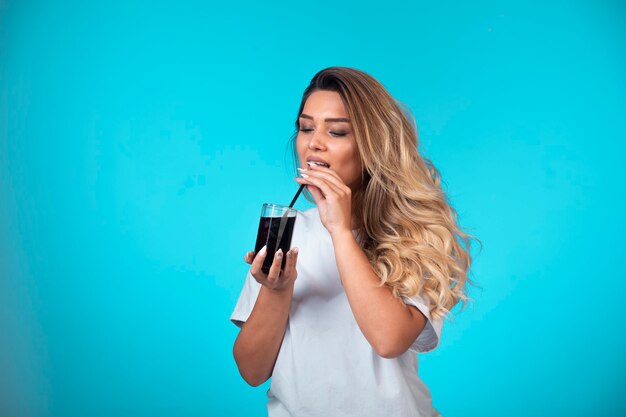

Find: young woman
231;67;475;417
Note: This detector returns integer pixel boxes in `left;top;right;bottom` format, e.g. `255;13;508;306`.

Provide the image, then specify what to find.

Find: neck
351;200;363;231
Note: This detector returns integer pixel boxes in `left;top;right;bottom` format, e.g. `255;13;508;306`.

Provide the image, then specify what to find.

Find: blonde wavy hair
291;67;478;321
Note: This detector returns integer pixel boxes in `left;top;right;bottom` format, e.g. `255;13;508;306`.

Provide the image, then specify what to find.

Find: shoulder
298;206;318;217
295;207;320;228
292;206;325;242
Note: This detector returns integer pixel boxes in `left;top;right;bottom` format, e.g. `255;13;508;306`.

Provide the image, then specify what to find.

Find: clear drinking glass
254;203;298;274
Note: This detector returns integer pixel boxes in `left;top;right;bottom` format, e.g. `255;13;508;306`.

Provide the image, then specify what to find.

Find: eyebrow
299;113;351;123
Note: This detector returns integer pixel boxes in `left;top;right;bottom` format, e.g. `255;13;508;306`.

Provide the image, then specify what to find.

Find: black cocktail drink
254;203;298;274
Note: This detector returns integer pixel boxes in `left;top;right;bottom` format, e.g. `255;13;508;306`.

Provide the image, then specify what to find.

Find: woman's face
296;90;363;193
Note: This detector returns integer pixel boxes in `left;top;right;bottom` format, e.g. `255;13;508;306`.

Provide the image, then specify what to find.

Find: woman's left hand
295;163;353;236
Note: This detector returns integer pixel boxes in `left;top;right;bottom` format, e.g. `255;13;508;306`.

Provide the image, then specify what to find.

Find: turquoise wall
1;1;625;416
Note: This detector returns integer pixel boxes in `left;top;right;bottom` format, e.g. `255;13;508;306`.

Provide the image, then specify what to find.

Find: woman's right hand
244;246;299;292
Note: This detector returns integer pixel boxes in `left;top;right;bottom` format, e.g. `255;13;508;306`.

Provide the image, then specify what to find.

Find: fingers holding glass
250;245;268;278
282;247;299;280
266;248;283;284
244;251;255;264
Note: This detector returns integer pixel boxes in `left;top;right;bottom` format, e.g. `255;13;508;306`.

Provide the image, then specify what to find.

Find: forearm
331;230;424;358
233;284;293;386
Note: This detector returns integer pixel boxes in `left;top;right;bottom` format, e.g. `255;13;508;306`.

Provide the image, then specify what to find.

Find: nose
307;130;327;151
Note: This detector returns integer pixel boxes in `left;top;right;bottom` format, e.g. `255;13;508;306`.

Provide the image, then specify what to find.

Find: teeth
309;161;330;167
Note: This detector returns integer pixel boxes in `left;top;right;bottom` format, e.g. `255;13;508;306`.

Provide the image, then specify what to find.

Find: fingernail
297;168;308;172
287;250;292;258
259;245;267;256
276;249;283;259
293;247;299;255
300;173;309;178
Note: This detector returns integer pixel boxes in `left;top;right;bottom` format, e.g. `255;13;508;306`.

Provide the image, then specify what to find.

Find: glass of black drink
254;203;298;274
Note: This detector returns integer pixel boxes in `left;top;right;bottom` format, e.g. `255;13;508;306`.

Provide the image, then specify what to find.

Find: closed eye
299;128;348;137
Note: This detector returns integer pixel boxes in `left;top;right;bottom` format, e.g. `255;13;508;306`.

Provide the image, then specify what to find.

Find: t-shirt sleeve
401;293;444;353
230;271;262;328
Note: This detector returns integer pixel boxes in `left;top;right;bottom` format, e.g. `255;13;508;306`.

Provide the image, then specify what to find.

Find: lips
306;157;330;168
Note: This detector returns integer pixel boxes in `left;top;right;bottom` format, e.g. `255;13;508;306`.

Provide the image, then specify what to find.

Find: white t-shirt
231;207;443;417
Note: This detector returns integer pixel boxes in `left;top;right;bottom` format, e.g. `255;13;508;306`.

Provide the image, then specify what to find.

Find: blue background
1;1;625;416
